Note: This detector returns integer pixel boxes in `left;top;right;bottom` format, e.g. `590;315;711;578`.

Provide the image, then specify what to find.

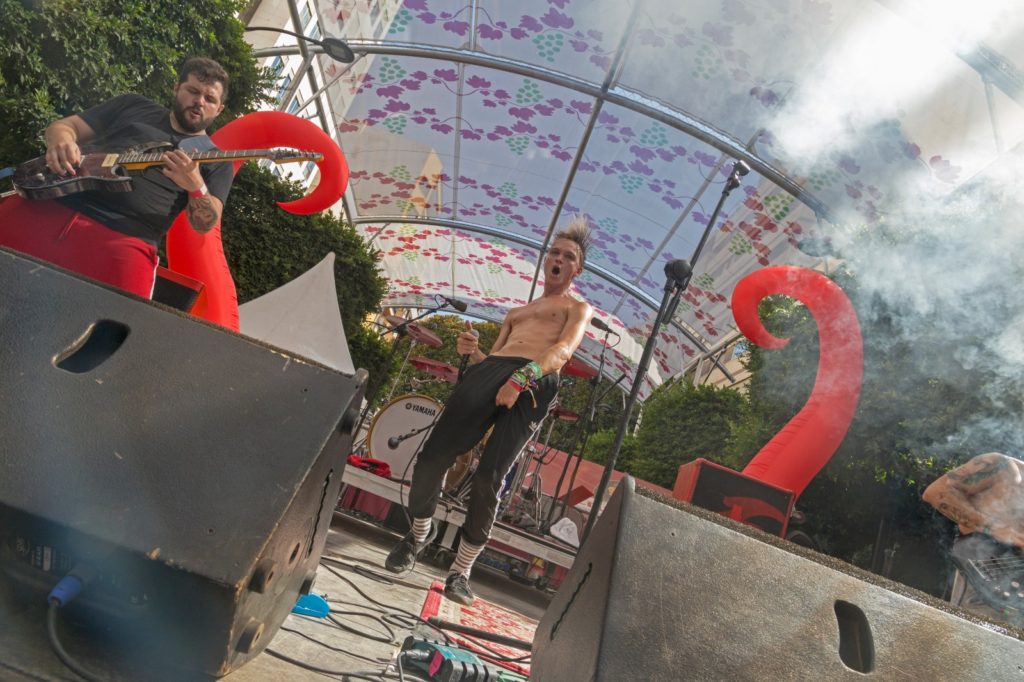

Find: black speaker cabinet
0;248;366;676
533;476;1024;681
673;458;795;537
152;265;204;313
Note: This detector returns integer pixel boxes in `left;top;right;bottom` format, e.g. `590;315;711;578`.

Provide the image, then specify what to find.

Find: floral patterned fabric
312;0;1022;398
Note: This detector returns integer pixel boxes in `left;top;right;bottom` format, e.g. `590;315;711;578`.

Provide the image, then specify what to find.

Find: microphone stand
580;265;692;544
543;329;616;530
387;421;435;449
578;161;749;543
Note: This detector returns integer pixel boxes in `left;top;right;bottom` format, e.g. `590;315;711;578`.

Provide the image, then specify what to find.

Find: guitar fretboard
973;554;1024;578
117;149;304;164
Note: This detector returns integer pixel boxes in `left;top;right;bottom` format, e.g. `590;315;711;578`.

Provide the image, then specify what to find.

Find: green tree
723;266;1016;595
0;0;270;169
631;381;748;488
221;164;389;379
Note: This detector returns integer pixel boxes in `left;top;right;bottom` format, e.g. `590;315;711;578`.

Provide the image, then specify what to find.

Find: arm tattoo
937;501;985;529
947;456;1009;486
187;196;219;232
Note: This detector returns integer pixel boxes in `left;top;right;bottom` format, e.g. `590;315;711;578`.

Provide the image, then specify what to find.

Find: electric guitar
951;533;1024;617
12;143;323;201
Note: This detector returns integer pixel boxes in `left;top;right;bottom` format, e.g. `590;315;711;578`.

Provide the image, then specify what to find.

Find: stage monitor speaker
152;265;205;313
0;248;366;677
673;457;795;537
533;476;1024;681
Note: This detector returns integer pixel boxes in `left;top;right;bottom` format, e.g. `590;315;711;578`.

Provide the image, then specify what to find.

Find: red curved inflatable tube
734;266;864;498
165;111;349;329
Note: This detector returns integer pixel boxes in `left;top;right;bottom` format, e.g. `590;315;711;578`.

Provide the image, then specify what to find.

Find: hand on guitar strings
160;149;204;192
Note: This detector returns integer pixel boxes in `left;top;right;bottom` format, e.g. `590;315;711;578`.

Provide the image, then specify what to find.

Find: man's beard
171;100;215;133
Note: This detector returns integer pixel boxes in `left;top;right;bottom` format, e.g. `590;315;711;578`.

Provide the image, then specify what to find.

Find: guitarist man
923;452;1024;625
0;57;232;297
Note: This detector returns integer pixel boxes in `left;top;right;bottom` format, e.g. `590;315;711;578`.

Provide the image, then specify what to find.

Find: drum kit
360;312;595;519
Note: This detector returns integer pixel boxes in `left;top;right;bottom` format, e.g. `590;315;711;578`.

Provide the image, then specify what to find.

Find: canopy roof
280;0;1024;399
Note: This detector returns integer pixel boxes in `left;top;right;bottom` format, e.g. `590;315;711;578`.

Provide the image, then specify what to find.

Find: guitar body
951;533;1024;616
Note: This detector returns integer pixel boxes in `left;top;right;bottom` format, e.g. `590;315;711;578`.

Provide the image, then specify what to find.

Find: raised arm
923;453;1023;545
466;316;511;365
44;115;97;176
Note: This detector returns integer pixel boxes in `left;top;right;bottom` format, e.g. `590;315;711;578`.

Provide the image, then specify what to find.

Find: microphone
664;259;692;286
442;296;468;312
458;328;480;381
387;434;403;449
591;317;619;337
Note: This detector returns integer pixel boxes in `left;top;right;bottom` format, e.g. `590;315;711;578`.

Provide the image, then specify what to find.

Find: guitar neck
116;149;308;170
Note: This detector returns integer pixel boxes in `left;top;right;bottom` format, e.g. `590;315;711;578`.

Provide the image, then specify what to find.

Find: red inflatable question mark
733;266;863;497
165;111;349;330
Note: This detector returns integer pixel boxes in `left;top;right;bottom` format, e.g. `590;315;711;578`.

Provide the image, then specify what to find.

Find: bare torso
491;294;585;369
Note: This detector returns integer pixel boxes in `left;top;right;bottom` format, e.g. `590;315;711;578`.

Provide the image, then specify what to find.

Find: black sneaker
444;572;475;606
384;523;437;573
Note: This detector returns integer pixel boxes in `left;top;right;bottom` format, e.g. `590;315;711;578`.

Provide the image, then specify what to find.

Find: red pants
0;196;158;298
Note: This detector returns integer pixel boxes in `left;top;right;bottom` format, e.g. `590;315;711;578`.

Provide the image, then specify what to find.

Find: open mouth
551;265;562;276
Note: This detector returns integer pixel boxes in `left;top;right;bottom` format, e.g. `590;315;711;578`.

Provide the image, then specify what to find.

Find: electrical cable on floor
46;602;104;682
0;659;59;682
265;648;393;680
318;559;453;645
320;557;532;667
327;611;395;643
265;558;455;681
278;625;387;666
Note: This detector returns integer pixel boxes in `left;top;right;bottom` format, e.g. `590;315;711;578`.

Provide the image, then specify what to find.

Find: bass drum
367;394;443;479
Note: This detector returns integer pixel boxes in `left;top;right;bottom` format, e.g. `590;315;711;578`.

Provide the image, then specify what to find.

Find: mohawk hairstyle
554;215;593;268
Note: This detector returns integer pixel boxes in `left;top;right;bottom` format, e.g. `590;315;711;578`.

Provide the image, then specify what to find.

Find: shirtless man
384;219;593;605
923;452;1024;623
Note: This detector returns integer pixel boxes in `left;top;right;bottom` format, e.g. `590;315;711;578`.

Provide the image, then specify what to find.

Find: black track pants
407;355;558;545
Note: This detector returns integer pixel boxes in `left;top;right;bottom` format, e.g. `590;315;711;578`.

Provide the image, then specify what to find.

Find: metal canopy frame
251;1;1022;395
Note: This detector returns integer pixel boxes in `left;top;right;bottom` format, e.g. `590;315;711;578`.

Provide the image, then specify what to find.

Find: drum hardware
562;354;598;380
352;304;452;438
408;355;459;384
544;344;626;532
549;405;579;422
440;432;491;504
499;414;555;525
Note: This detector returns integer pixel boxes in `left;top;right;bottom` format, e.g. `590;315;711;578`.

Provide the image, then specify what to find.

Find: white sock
450;539;486;577
412;517;432;544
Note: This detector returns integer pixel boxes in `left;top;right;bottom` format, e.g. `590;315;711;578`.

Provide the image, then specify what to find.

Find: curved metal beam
352;215;735;381
352;215;660;309
255;39;835;222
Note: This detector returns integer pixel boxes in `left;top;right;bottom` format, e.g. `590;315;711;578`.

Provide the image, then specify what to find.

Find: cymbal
384;315;443;348
550;406;579;421
563;356;597;379
409;356;459;384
